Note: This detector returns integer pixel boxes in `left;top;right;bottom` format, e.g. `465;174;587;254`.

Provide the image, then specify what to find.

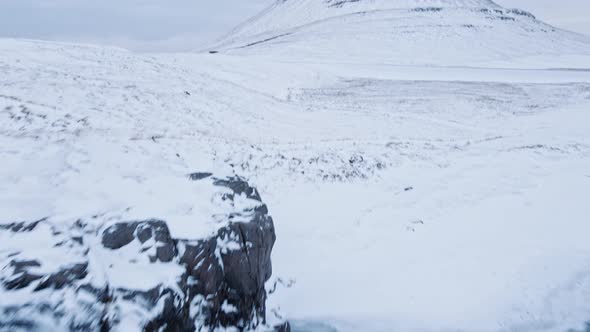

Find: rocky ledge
0;174;289;331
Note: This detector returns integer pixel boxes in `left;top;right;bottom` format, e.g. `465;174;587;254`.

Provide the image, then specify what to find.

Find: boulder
0;175;283;331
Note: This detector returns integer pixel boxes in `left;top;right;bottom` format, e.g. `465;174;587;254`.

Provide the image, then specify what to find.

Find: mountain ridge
211;0;590;67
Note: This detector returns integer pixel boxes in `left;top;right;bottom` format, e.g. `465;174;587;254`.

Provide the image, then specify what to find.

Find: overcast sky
0;0;588;52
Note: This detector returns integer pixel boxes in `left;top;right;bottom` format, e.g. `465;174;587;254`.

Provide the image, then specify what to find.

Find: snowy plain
2;0;590;331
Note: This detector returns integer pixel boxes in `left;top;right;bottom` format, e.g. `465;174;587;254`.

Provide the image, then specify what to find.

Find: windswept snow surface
2;0;590;331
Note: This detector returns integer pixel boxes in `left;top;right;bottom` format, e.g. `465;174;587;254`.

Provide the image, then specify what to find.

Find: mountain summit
213;0;590;67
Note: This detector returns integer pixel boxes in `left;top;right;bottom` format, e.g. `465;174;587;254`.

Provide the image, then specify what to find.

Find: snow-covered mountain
2;0;590;331
213;0;590;67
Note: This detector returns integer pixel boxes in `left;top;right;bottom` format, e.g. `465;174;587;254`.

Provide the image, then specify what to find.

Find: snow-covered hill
213;0;590;67
2;0;590;331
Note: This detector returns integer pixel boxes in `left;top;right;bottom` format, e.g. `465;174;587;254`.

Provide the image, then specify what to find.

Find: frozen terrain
2;0;590;331
213;0;590;68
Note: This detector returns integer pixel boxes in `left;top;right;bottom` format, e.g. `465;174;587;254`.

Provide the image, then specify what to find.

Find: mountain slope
213;0;590;67
2;2;590;331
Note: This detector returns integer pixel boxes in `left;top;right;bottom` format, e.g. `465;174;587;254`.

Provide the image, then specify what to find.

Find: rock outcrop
0;174;284;331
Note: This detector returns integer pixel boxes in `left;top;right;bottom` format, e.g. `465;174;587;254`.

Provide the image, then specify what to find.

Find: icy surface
2;0;590;330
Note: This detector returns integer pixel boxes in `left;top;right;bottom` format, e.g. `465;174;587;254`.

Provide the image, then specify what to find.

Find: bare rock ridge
0;174;288;331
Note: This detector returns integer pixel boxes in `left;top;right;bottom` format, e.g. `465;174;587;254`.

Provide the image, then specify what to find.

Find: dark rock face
180;214;276;330
0;175;283;331
102;220;177;263
188;172;213;181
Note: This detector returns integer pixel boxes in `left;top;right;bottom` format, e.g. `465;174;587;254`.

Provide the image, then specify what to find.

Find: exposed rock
0;175;284;331
275;322;292;332
102;220;176;263
0;218;46;232
188;172;213;181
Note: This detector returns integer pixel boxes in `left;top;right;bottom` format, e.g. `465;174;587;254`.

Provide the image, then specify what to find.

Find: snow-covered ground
213;0;590;68
2;0;590;331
